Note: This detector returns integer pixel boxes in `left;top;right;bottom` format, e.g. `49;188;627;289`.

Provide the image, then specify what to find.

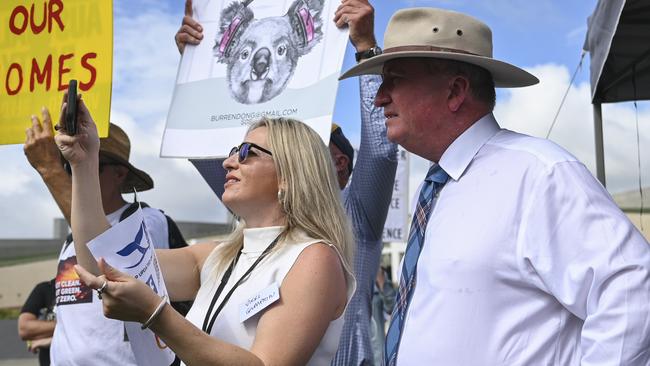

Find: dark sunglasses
229;142;273;163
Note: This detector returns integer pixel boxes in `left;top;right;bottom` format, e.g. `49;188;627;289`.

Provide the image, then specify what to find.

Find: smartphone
65;80;78;135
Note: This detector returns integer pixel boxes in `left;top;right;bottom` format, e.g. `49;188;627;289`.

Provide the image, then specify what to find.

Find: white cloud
0;146;32;195
0;144;64;237
108;5;229;227
497;64;650;194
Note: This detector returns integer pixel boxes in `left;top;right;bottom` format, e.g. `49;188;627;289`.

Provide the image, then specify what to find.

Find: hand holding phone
65;80;78;135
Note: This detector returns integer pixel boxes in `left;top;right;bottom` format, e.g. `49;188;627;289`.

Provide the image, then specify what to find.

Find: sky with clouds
1;0;648;239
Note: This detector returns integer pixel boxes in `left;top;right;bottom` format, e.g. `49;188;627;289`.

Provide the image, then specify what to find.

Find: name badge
240;283;280;323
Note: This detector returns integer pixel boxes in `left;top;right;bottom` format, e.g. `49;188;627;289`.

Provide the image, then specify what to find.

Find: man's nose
374;84;390;108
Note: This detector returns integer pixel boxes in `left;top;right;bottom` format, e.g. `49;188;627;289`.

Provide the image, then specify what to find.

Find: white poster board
382;148;409;242
161;0;348;158
87;207;174;366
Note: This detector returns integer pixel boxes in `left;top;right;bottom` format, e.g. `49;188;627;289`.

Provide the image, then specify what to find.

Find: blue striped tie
384;164;449;365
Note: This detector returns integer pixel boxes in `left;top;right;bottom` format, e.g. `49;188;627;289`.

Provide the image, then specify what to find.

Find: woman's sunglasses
229;142;273;163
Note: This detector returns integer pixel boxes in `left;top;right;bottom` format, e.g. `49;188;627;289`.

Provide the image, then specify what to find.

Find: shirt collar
438;113;501;181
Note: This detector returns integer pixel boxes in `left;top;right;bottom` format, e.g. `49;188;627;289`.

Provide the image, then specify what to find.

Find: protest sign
87;206;174;366
0;0;113;145
161;0;348;158
383;148;409;242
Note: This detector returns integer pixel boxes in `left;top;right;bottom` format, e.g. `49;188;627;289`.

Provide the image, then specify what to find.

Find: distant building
612;186;649;240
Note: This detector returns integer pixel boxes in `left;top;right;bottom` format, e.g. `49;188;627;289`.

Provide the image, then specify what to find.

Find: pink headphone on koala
217;0;316;58
291;0;316;47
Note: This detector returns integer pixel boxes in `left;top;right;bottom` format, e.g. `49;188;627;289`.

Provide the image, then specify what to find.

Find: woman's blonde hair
209;117;354;275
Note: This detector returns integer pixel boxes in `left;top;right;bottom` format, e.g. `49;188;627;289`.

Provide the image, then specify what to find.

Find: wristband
141;295;168;330
355;45;382;62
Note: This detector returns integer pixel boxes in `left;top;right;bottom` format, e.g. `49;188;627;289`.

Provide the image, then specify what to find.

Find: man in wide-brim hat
339;7;650;366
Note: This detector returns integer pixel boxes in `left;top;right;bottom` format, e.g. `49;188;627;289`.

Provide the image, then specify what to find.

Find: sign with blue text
87;207;174;366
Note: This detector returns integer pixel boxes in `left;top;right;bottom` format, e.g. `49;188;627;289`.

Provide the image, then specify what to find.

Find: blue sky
2;0;648;239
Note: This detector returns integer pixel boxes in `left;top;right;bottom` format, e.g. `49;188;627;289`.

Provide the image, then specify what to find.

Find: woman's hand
75;258;162;324
53;92;100;168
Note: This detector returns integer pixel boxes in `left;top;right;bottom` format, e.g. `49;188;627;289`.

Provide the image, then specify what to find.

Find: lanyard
201;234;282;335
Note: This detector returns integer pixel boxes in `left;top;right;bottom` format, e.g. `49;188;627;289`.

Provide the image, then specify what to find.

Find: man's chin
385;127;403;144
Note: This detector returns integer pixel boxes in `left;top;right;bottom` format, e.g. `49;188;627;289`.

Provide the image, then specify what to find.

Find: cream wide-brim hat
340;8;538;88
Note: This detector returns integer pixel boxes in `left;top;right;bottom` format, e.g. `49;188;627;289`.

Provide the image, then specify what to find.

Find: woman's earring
277;189;285;202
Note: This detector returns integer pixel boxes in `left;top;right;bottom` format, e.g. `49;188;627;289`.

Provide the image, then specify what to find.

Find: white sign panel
87;207;174;366
382;148;409;242
161;0;349;158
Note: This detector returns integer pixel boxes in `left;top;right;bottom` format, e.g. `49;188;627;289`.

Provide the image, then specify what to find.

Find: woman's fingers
74;264;105;290
98;258;129;282
54;132;85;148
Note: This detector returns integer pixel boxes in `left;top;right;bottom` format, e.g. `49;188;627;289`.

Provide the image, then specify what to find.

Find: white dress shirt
397;113;650;365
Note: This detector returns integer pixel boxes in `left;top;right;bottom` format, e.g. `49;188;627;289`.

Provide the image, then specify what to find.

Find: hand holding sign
333;0;377;52
75;258;162;324
175;0;203;54
24;107;60;176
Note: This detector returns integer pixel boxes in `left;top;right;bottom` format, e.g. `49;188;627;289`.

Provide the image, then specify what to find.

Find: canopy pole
593;103;606;187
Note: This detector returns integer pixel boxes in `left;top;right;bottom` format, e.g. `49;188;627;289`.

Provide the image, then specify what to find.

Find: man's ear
113;165;129;185
335;154;349;174
447;76;469;112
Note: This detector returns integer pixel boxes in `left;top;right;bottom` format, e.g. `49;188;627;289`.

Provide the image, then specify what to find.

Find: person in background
18;278;56;366
369;266;394;365
340;7;650;365
176;0;398;364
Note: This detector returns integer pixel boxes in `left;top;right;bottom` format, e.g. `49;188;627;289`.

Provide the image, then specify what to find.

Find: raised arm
24;107;72;224
54;94;109;275
336;0;398;241
344;74;397;241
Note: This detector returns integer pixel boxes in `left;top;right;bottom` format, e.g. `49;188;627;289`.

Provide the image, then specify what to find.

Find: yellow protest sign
0;0;112;145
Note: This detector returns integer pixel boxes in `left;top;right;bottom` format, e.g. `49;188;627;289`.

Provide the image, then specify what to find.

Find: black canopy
583;0;650;185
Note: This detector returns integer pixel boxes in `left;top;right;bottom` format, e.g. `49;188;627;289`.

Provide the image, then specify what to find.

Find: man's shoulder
140;204;166;219
486;129;579;169
33;280;54;294
140;205;169;231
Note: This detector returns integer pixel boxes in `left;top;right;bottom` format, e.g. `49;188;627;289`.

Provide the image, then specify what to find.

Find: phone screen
65;80;78;135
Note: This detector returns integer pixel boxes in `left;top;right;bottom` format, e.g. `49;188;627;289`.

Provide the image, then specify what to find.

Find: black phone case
66;80;77;135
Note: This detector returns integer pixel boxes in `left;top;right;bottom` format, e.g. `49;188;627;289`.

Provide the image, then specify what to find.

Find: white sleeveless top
183;226;356;365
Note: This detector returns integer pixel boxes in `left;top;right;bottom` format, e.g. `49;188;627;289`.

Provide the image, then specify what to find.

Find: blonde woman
56;96;355;365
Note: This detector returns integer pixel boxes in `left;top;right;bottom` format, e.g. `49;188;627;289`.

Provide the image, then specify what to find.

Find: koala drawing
214;0;324;104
